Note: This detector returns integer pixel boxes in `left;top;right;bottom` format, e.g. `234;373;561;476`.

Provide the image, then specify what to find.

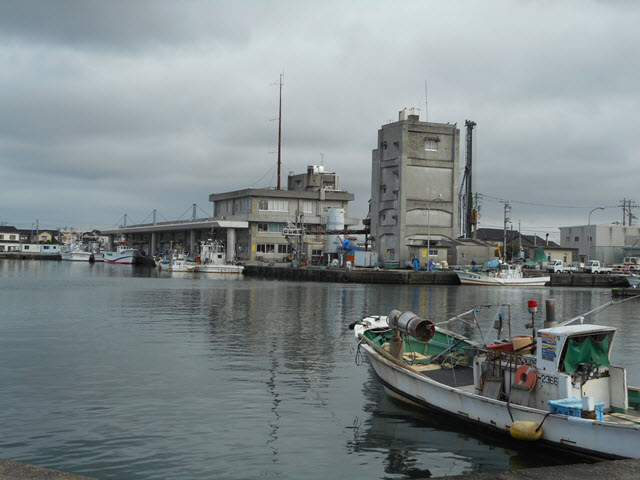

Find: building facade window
258;223;285;233
575;236;579;242
258;199;289;212
256;243;275;253
277;244;291;254
424;139;438;151
303;201;313;214
234;198;251;213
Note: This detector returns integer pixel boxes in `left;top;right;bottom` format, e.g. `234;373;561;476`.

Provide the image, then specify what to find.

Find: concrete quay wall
0;457;96;479
0;252;61;260
244;265;460;284
244;267;633;288
431;458;640;480
549;273;631;288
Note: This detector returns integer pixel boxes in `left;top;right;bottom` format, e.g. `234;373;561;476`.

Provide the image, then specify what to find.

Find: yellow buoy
510;421;542;441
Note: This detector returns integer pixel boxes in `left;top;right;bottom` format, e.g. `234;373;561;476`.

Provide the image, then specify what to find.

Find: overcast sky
1;0;639;240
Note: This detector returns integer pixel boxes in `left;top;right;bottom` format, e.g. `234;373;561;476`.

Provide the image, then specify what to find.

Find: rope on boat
300;324;353;375
432;308;477;327
560;294;640;327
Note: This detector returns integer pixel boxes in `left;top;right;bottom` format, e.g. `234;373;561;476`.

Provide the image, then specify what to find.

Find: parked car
611;256;640;272
583;260;613;274
546;260;579;274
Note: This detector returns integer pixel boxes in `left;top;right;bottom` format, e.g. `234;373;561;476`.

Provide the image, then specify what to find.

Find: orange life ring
515;365;537;389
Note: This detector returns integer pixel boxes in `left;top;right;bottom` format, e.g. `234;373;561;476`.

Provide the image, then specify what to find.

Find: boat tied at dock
352;297;640;459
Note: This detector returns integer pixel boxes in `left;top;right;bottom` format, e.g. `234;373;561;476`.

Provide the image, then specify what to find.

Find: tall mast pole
464;120;476;238
277;73;283;190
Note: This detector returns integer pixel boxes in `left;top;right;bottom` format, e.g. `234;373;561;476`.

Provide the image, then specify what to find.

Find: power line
480;194;618;210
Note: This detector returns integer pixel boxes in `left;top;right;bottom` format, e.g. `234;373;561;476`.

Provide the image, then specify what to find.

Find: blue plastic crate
548;397;604;421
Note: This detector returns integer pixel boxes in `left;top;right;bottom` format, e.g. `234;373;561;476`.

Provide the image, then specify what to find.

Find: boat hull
360;341;639;459
456;270;549;286
61;252;94;262
104;249;140;265
194;264;244;274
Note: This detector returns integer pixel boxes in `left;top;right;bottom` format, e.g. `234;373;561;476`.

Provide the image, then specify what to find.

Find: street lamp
587;207;605;261
427;194;443;265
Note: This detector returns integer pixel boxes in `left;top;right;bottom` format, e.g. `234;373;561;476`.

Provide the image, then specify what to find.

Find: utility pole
619;198;637;226
461;120;477;238
518;220;522;256
502;201;511;262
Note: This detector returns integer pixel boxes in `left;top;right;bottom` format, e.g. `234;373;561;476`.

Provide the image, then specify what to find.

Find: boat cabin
474;323;628;413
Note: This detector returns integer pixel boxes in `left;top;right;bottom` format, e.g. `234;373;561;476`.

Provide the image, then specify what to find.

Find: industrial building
369;108;461;267
560;224;640;265
101;165;356;263
208;165;356;263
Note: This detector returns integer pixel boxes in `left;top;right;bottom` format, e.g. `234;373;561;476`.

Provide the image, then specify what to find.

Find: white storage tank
325;208;345;253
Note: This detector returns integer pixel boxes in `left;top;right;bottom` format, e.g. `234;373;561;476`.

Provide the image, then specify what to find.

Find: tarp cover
563;336;611;373
533;247;548;262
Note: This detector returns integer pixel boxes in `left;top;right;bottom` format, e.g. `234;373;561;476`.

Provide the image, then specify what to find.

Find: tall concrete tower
370;108;460;266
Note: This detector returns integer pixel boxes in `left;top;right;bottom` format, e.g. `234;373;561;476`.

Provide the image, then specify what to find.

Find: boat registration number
539;374;558;386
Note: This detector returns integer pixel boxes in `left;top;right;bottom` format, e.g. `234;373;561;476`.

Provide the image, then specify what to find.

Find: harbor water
1;260;639;480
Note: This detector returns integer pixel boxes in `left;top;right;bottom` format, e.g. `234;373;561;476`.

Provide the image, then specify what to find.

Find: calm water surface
1;259;639;479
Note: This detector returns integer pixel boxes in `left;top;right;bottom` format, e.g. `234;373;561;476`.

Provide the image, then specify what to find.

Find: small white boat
353;301;640;460
169;256;196;273
61;243;94;262
456;264;549;286
194;240;243;274
104;245;141;265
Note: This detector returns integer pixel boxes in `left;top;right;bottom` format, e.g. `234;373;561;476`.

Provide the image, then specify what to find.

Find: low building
208;165;356;263
476;228;561;260
560;224;640;265
0;226;21;252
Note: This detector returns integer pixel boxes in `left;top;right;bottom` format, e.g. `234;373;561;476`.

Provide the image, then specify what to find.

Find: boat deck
404;352;640;423
605;412;640;425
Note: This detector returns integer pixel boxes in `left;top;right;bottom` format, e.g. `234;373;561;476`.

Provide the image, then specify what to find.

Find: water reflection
350;370;590;479
1;262;638;480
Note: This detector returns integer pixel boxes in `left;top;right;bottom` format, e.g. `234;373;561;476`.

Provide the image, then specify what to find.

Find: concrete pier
431;458;640;480
244;265;460;284
549;273;630;288
0;458;96;479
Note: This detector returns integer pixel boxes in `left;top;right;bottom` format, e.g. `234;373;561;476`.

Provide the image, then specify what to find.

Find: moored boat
353;300;640;459
456;263;549;286
61;243;94;262
194;240;243;274
104;245;141;265
169;256;196;272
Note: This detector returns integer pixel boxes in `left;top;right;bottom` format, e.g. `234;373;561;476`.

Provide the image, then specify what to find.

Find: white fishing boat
353;300;640;459
169;256;196;273
61;243;94;262
104;244;141;265
194;240;243;274
456;263;549;286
